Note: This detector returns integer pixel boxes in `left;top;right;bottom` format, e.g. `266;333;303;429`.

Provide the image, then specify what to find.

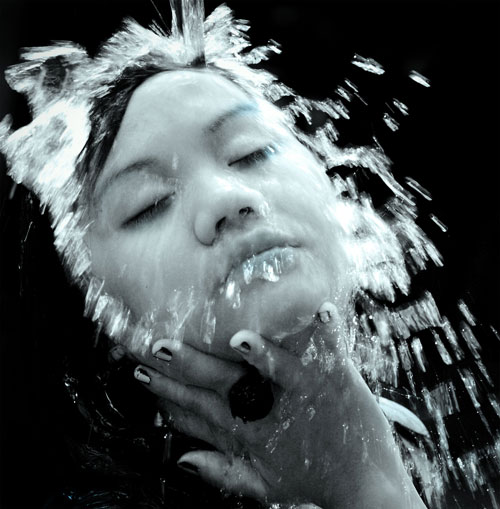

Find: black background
0;0;499;507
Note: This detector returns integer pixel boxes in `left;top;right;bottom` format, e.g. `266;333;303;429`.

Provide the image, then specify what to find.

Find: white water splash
429;214;448;233
409;70;431;88
393;98;409;116
383;112;400;131
1;2;498;505
352;53;385;75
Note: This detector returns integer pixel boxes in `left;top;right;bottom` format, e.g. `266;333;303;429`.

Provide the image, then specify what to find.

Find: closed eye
122;194;174;228
228;144;278;167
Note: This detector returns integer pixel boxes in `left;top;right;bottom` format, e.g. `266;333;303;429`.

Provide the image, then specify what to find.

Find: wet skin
87;69;426;508
87;69;350;360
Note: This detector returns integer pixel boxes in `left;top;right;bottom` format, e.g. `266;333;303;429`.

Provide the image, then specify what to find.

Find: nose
193;177;267;245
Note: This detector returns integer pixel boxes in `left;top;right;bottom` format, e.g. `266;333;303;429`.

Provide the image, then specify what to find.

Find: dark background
0;0;499;507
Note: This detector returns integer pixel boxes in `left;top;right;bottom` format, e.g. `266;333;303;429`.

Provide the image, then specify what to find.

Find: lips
218;229;299;286
239;246;296;283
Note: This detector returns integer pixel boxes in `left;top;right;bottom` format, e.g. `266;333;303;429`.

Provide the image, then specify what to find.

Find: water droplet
409;70;431;87
411;337;427;372
383;112;400;131
429;214;448;232
351;53;385;75
307;406;316;421
405;177;432;201
432;330;453;365
458;300;476;326
392;98;409;116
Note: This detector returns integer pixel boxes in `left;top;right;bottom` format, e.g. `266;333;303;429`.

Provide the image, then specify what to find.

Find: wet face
87;70;350;360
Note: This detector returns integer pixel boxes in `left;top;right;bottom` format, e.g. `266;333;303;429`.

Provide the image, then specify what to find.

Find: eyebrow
94;102;259;206
206;102;258;134
94;158;162;207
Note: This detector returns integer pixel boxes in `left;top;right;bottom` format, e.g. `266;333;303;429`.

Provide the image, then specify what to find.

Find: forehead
118;69;250;134
99;69;255;175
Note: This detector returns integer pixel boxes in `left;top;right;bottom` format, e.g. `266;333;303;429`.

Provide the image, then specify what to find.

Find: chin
210;271;333;358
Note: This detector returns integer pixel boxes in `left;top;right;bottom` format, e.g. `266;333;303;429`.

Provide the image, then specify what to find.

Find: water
269;42;498;507
1;0;498;506
221;246;297;310
351;53;385;75
409;70;431;88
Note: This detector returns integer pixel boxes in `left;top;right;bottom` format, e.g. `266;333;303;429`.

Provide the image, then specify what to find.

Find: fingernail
318;302;336;323
109;344;126;362
319;311;330;323
232;341;251;354
177;461;199;475
153;411;165;428
152;340;173;362
154;347;173;362
134;366;151;384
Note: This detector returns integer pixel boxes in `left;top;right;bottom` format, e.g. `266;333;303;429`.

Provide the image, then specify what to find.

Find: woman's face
87;69;350;360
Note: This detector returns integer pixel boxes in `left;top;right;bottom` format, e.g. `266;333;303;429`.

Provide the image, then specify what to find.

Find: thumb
177;450;268;500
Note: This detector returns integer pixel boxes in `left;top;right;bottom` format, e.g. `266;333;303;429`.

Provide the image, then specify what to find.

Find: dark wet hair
75;58;251;207
75;62;170;203
62;59;268;508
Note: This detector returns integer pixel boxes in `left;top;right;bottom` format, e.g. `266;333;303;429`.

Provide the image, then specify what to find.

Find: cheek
278;162;342;262
275;148;334;213
87;232;206;318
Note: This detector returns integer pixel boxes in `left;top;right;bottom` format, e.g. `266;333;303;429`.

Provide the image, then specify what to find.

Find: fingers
177;450;268;501
159;400;236;453
140;338;246;397
229;330;303;389
134;365;233;430
228;301;344;388
176;451;321;507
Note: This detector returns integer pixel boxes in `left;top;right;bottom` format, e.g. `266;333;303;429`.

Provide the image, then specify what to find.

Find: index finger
229;301;345;388
135;338;247;397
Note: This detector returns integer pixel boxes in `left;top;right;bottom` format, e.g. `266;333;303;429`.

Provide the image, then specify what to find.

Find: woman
85;63;428;507
0;1;498;507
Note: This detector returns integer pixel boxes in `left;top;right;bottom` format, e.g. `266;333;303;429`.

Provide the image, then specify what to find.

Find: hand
133;302;426;509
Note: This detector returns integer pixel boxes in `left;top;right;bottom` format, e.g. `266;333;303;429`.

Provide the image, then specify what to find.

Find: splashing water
383;112;400;131
409;70;431;88
1;0;498;506
222;246;296;310
351;53;385;75
393;98;409;116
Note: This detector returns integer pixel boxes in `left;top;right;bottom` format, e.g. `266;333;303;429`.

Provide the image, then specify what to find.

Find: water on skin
222;246;297;310
4;3;498;504
74;55;500;508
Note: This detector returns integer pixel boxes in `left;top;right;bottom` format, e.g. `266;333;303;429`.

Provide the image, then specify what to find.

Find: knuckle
263;350;276;377
152;358;173;377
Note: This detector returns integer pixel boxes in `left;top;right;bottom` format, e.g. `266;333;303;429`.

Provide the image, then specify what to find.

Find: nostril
215;217;226;233
239;207;253;217
214;208;254;239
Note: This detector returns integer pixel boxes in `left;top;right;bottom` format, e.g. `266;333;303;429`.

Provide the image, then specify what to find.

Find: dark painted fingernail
108;344;126;363
152;340;174;361
177;461;199;475
134;366;151;384
233;341;251;354
154;347;173;362
318;302;336;324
